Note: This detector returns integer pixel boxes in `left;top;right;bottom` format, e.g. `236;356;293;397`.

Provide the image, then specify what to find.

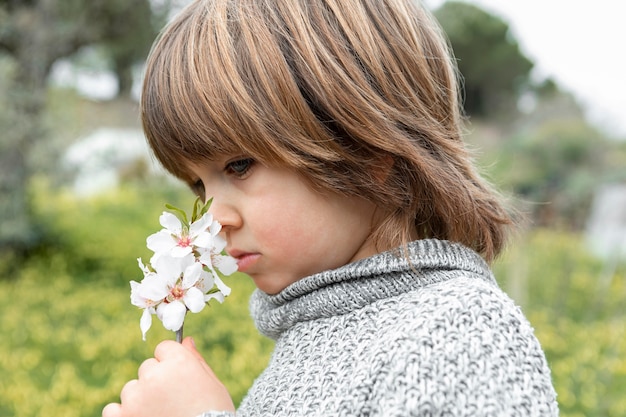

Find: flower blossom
146;211;220;263
131;198;238;341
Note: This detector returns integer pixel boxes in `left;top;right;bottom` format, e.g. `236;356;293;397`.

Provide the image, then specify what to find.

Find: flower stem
175;324;184;343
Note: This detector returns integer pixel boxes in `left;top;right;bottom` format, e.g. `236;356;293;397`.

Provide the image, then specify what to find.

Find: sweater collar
249;239;496;340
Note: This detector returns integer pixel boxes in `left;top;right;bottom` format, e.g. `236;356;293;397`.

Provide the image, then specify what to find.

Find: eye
224;158;255;178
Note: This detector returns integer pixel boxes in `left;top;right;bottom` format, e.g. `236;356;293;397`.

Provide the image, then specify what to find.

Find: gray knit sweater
202;239;559;416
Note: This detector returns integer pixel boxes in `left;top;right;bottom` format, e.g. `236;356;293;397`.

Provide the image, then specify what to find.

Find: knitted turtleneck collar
249;239;496;340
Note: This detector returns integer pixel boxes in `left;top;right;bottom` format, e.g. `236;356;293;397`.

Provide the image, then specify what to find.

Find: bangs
140;1;338;184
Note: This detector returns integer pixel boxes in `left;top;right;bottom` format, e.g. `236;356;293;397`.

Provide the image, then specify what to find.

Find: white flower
199;250;235;297
152;254;208;330
197;221;236;297
130;282;153;341
131;198;238;341
146;211;218;262
130;259;169;340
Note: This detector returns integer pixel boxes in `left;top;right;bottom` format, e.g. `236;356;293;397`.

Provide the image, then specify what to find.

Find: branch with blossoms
130;198;237;342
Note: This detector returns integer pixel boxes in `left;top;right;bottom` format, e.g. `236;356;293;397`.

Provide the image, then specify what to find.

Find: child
103;0;559;416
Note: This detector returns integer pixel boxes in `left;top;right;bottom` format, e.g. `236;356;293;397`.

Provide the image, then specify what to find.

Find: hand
102;337;235;417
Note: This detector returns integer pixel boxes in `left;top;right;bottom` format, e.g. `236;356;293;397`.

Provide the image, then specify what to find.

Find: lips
228;249;260;273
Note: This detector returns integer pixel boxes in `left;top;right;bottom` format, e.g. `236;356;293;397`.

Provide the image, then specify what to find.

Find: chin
252;274;295;295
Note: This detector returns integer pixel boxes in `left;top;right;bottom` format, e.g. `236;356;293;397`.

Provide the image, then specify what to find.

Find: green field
1;180;624;417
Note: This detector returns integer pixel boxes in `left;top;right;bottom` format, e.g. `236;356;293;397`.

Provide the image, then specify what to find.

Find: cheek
253;198;326;256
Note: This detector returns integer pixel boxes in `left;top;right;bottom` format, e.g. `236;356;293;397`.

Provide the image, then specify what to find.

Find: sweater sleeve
369;279;559;417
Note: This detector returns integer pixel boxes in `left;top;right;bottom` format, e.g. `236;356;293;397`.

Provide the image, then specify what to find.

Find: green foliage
0;181;624;416
0;181;274;417
494;230;626;417
435;1;534;117
0;263;272;417
488;119;609;228
165;196;213;227
31;177;173;282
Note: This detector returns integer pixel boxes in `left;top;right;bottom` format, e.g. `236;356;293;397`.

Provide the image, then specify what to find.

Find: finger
181;337;205;362
119;379;139;405
137;358;159;379
181;337;218;377
154;338;208;368
153;340;182;362
102;402;122;417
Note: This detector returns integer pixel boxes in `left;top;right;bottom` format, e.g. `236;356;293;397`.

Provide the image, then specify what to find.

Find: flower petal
209;220;222;236
146;230;176;254
130;280;145;307
159;211;183;234
215;254;238;276
212;234;227;252
158;301;187;331
189;212;213;237
137;258;151;275
139;273;170;301
192;231;213;249
153;254;185;283
170;245;192;258
198;251;213;268
205;291;225;304
184;287;206;313
140;308;153;341
213;274;232;297
196;268;215;293
179;252;196;269
182;262;202;288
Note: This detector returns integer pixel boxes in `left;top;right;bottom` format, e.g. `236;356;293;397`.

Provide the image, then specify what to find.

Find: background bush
494;231;626;416
0;178;624;417
0;179;274;417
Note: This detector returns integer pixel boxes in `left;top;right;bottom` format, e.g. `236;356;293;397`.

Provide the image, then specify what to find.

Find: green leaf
197;197;213;220
191;197;200;222
165;204;189;227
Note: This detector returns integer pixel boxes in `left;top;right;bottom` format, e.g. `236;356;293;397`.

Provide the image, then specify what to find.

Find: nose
208;198;242;232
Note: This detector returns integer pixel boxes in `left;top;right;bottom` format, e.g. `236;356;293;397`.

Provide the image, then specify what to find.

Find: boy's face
188;157;379;294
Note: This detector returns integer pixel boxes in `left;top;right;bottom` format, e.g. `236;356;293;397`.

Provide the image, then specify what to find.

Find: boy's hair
141;0;514;262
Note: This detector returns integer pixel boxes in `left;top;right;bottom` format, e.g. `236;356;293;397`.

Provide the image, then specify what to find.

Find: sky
425;0;626;138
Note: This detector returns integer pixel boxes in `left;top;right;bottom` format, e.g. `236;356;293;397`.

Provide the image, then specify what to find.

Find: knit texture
203;239;559;416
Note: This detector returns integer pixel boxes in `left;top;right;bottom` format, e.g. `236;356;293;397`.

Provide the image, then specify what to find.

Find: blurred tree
435;1;534;118
495;120;609;229
100;1;168;97
0;0;168;254
513;81;587;135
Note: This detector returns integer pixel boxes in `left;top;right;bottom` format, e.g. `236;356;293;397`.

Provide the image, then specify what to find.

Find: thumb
181;337;219;378
181;337;235;412
182;337;210;365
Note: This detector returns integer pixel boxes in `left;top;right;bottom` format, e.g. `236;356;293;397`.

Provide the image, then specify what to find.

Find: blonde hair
141;0;514;261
